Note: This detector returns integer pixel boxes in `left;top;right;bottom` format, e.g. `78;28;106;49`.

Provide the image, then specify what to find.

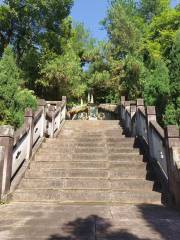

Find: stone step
39;147;106;154
31;160;143;169
19;178;153;191
107;147;139;154
30;160;109;169
25;169;109;178
72;153;107;160
110;179;153;190
39;146;138;154
12;189;110;202
19;178;110;190
35;153;142;162
110;168;146;179
12;189;160;204
111;191;161;204
25;167;145;179
109;154;142;161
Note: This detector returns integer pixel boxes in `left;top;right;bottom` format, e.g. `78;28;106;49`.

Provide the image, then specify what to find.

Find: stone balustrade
0;97;66;200
120;96;180;207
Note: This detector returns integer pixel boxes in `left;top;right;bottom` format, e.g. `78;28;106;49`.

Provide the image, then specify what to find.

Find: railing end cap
38;99;46;106
0;125;14;138
137;99;144;106
146;106;156;115
24;108;33;117
165;125;180;138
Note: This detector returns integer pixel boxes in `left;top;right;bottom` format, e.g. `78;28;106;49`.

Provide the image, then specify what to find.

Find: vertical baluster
146;106;157;160
24;109;34;159
0;126;14;199
136;99;144;137
165;125;180;206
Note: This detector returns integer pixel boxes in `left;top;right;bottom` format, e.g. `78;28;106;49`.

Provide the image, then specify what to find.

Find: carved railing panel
0;97;66;199
120;96;180;207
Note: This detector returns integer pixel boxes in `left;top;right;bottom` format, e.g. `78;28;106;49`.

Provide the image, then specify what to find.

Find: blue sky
71;0;108;41
71;0;179;41
0;0;179;41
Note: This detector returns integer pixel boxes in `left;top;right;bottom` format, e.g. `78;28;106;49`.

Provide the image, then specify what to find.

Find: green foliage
0;47;37;128
103;0;144;57
0;0;74;58
98;0;180;125
37;48;85;101
139;0;170;21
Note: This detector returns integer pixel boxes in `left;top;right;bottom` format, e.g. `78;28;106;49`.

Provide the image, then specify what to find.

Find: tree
139;0;170;22
0;0;74;59
0;47;37;128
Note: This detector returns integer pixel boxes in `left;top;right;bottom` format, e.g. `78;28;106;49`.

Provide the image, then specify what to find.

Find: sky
71;0;179;41
71;0;108;41
0;0;179;41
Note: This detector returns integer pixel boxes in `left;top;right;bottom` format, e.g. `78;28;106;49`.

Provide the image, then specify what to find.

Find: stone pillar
0;126;14;197
24;109;34;159
121;96;125;105
48;106;55;138
136;99;144;111
130;104;136;118
62;96;67;103
146;106;157;158
62;96;67;120
136;99;145;136
38;99;47;137
130;104;137;137
165;125;180;207
0;146;5;198
120;96;125;120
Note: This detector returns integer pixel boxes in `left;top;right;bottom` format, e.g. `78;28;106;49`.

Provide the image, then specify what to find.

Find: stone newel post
136;99;145;137
0;146;5;197
165;125;180;207
24;109;34;160
0;126;14;198
146;106;157;158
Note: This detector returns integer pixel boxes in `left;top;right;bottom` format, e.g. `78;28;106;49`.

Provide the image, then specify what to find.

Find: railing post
0;146;5;198
146;106;157;159
0;126;14;198
165;125;180;207
49;106;55;138
38;99;47;137
136;99;144;137
120;96;125;121
130;104;137;137
24;109;34;160
124;101;130;132
62;96;67;121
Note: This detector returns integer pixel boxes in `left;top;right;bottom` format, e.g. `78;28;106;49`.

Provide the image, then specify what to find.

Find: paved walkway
0;203;180;239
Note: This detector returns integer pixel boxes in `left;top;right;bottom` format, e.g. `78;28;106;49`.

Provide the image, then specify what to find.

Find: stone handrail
0;96;66;200
120;96;180;207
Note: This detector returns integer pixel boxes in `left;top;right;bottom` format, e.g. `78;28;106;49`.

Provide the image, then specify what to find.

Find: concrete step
12;189;110;203
39;146;138;154
72;153;107;160
107;147;139;154
111;191;161;204
12;189;160;204
19;178;153;191
30;160;108;169
19;178;110;190
110;179;153;190
109;154;142;161
110;168;146;179
25;169;109;178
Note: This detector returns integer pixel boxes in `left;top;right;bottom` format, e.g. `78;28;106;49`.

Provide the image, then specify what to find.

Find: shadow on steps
47;204;180;240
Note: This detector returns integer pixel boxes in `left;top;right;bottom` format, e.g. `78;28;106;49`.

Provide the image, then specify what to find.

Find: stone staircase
1;120;180;240
12;120;161;204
